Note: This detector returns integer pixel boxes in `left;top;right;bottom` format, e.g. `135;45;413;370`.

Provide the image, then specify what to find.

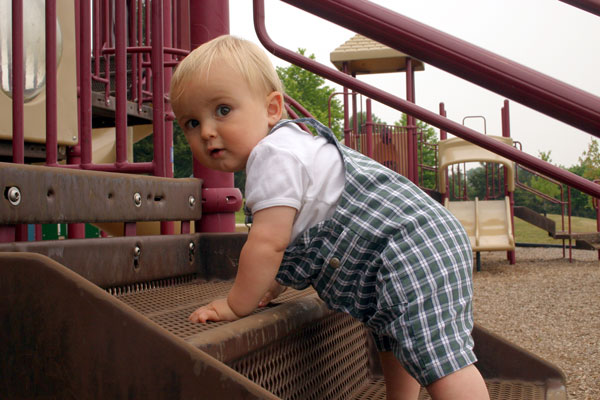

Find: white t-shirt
245;123;345;242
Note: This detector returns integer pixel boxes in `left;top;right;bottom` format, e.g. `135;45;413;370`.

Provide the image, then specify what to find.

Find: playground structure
438;133;516;270
3;0;600;398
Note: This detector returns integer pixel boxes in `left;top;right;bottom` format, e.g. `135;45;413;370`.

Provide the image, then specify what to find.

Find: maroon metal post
343;63;351;147
124;222;137;236
596;180;600;260
164;0;174;180
366;99;373;158
150;0;174;235
1;2;19;241
568;188;573;262
351;73;358;150
502;101;516;264
45;0;58;166
67;0;86;239
439;103;449;203
115;0;128;166
129;0;138;104
152;0;166;178
439;103;447;141
405;58;416;183
11;0;24;166
189;0;239;233
9;0;27;242
80;0;93;166
160;0;175;235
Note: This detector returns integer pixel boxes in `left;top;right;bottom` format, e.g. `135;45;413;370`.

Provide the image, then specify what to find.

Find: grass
514;213;598;244
235;209;246;224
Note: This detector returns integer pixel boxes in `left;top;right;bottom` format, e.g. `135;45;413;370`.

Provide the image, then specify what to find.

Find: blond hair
170;35;285;109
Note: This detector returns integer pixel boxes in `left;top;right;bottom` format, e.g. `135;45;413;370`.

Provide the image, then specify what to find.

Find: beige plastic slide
445;197;515;252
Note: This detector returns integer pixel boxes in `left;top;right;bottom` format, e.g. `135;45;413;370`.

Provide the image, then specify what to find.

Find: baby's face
172;63;281;172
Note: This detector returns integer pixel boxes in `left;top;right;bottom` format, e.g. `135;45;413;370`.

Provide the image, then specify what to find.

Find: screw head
133;192;142;207
133;245;141;257
7;187;21;206
189;195;196;207
189;242;195;252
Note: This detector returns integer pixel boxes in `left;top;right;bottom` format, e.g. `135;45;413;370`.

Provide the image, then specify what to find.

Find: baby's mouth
209;148;224;158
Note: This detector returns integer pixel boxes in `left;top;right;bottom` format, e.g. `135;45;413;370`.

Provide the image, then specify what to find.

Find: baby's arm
189;206;296;323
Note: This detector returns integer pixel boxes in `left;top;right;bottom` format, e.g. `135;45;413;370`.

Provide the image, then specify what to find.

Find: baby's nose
200;124;217;140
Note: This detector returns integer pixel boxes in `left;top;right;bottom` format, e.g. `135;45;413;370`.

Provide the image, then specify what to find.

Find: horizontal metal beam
0;233;247;288
0;162;202;224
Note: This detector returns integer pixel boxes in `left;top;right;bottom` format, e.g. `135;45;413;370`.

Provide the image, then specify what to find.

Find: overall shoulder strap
270;118;338;145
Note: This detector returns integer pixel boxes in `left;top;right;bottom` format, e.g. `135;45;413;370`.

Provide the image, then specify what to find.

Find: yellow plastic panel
445;196;515;253
476;197;515;251
0;1;78;146
438;136;515;193
444;198;477;249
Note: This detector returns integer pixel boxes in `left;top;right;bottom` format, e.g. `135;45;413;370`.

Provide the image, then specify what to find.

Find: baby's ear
266;91;284;127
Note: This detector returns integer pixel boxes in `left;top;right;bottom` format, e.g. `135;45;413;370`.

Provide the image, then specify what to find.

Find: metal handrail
253;0;600;199
559;0;600;17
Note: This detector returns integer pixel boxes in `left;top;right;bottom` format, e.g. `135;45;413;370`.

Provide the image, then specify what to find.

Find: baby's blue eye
216;105;231;117
185;119;199;129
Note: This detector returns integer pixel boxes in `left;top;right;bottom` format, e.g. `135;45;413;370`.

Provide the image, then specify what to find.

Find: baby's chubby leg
378;352;489;400
426;364;489;400
378;351;421;400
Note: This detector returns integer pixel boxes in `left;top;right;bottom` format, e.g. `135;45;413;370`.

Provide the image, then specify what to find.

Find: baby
169;35;489;400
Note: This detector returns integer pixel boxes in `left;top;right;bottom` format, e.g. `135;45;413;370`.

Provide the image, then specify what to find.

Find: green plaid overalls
267;119;477;386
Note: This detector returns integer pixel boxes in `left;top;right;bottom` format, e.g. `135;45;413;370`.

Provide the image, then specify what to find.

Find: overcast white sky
230;0;600;167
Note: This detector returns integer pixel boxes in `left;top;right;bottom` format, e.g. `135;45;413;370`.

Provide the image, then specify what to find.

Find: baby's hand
258;280;287;307
188;298;240;323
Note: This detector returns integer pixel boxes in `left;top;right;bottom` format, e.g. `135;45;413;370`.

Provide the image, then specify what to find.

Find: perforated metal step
113;278;549;400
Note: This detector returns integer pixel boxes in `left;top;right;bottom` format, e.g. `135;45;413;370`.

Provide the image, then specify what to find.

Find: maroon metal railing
253;0;600;200
559;0;600;17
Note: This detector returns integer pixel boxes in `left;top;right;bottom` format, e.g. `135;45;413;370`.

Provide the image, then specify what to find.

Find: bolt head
7;187;21;206
189;195;196;207
133;192;142;207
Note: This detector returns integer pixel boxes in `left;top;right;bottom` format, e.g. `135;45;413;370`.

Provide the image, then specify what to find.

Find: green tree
567;164;595;218
574;138;600;215
277;49;344;139
579;138;600;181
133;123;192;178
173;124;193;178
528;151;561;215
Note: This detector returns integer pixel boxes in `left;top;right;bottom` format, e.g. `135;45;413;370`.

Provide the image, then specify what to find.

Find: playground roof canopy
330;34;425;75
